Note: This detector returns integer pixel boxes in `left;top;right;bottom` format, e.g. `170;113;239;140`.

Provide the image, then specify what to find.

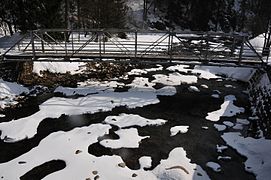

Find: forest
0;0;270;36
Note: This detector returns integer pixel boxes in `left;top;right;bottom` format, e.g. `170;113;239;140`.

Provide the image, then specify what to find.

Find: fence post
135;31;138;59
30;31;36;61
238;36;245;64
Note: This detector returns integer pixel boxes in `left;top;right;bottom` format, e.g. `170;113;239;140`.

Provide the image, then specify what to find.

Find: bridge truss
0;29;267;66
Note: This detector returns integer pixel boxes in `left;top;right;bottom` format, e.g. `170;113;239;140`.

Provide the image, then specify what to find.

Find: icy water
0;67;255;180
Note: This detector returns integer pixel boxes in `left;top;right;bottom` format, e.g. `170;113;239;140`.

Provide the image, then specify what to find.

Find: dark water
0;77;255;180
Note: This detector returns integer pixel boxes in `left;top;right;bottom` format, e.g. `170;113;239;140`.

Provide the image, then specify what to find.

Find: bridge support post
135;31;138;59
99;31;102;60
238;36;245;65
168;32;173;63
41;32;45;53
30;31;36;61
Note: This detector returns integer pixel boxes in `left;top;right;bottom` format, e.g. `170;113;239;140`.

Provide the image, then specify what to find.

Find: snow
100;128;149;149
206;95;245;122
104;113;167;128
54;81;124;96
167;64;190;73
128;69;147;76
236;118;250;125
223;121;234;127
33;62;86;76
218;156;232;160
0;114;5;118
188;86;200;92
206;162;221;172
201;84;209;89
211;94;220;98
214;124;227;131
0;79;29;109
170;126;189;136
153;147;210;180
216;145;228;153
152;72;198;86
0;90;161;142
145;65;163;72
0;127;209;180
0;123;156;180
222;132;271;180
139;156;152;169
225;84;235;88
156;86;177;96
166;64;255;82
194;66;255;82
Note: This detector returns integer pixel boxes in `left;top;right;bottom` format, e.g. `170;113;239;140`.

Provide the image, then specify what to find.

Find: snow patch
214;124;227;131
188;86;200;92
153;147;210;180
152;72;198;86
104;113;167;128
206;95;245;122
206;162;221;172
170;126;189;136
100;128;149;149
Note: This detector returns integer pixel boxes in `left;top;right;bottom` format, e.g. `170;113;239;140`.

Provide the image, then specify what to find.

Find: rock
118;162;126;168
92;171;98;175
132;173;137;177
18;161;26;164
94;175;99;180
75;150;82;154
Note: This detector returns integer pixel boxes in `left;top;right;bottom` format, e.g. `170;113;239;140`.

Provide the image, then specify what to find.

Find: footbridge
0;29;269;66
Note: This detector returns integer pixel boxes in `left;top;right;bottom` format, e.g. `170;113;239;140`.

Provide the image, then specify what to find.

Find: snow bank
222;132;271;180
104;113;166;128
206;95;245;122
33;62;86;76
0;79;29;109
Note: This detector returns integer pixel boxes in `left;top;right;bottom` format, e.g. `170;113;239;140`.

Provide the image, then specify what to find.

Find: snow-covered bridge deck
0;29;267;66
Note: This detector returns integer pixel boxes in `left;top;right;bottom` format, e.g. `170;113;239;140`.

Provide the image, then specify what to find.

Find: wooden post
238;36;245;64
71;32;74;53
30;31;36;61
135;31;138;58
